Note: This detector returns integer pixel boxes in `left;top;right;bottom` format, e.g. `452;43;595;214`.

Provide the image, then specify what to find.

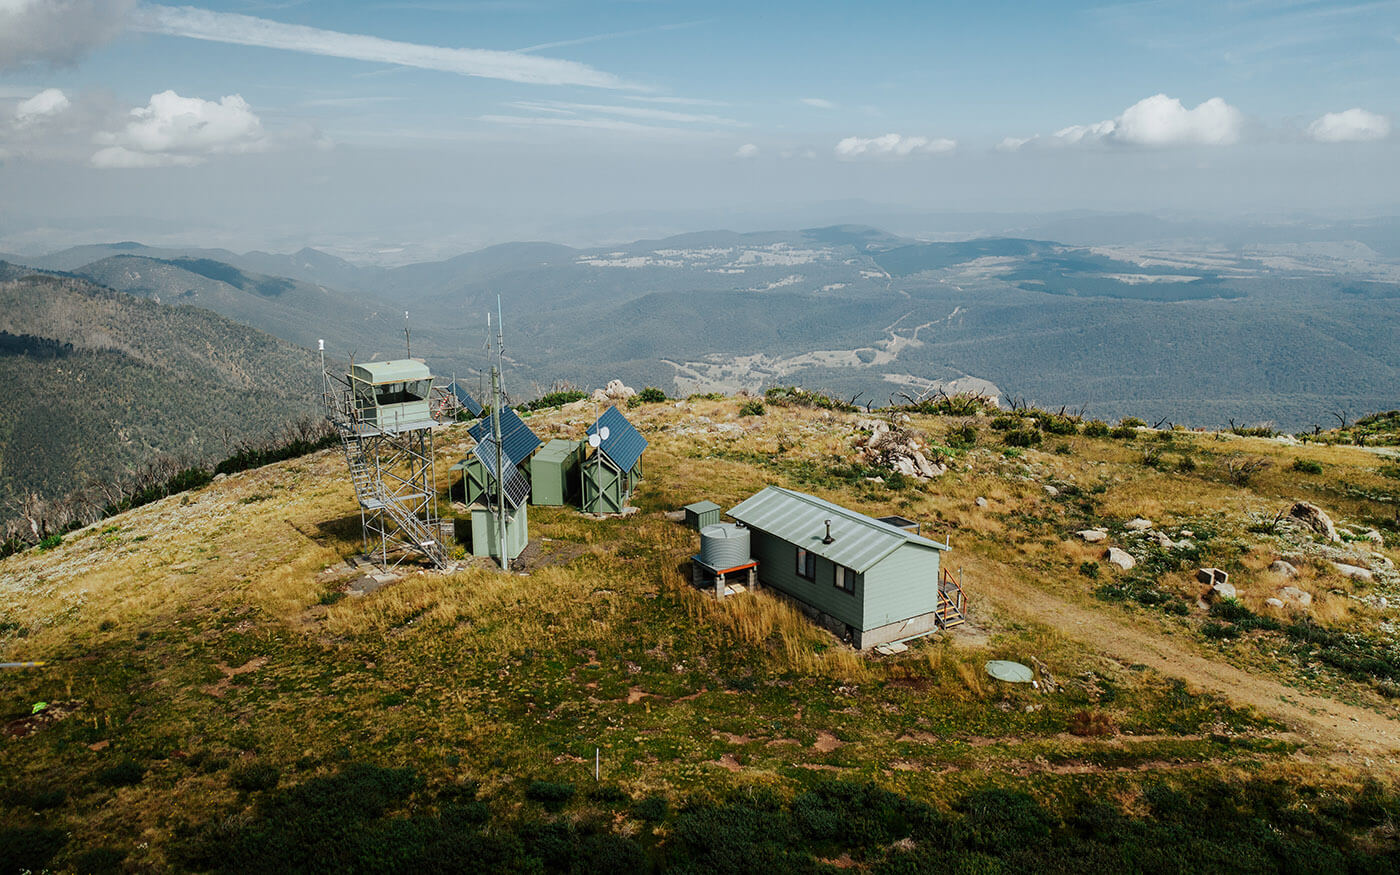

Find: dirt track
970;557;1400;763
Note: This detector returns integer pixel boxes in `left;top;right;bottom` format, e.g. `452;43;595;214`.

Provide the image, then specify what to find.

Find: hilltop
2;393;1398;871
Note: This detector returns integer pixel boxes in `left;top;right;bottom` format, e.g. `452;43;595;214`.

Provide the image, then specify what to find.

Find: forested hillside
0;268;320;509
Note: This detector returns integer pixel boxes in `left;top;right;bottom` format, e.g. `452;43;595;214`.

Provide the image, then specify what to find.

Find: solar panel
588;406;647;473
448;381;483;416
472;439;531;509
467;406;541;467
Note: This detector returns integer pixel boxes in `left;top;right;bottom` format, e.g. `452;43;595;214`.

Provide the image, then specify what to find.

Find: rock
1357;528;1384;544
1269;560;1299;578
1174;539;1194;550
1152;531;1174;548
1288;502;1339;542
1332;562;1373;582
1210;581;1238;601
1264;598;1285;609
1043;485;1059;497
1124;518;1153;531
1279;586;1312;607
1105;547;1136;571
1180;529;1194;538
975;497;988;508
1077;530;1107;543
663;510;686;522
213;473;227;482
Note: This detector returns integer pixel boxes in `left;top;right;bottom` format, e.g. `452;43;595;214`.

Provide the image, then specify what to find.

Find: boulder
1106;547;1136;571
1332;562;1373;582
1124;518;1153;531
1209;581;1238;601
1278;586;1312;607
1264;598;1285;609
1044;485;1059;497
1152;531;1174;548
975;497;988;508
1077;530;1107;543
1357;528;1385;544
1268;560;1299;578
1288;502;1339;542
1174;539;1194;550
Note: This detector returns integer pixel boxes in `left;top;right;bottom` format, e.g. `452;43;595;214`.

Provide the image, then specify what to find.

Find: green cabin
469;503;528;561
580;406;647;514
727;486;956;649
530;439;582;506
349;359;434;432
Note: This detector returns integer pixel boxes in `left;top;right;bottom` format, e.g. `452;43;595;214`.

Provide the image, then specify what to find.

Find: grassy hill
0;268;321;511
2;395;1398;871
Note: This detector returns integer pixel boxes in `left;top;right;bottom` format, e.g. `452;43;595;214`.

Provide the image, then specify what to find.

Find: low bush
521;389;586;412
95;758;145;787
230;763;281;793
1292;458;1324;475
739;400;765;417
1109;425;1138;440
1002;428;1041;448
1082;420;1111;437
525;780;576;811
630;386;668;406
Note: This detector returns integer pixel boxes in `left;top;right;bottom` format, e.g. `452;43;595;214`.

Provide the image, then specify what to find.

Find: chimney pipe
822;520;834;544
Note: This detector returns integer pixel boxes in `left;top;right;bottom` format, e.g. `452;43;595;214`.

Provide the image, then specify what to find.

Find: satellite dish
588;433;601;448
599;426;611;441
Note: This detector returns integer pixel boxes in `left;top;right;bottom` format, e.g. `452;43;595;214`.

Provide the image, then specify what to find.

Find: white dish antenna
588;433;601;448
599;426;611;441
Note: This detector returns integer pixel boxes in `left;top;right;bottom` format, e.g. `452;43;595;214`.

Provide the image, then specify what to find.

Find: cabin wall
748;529;864;631
862;546;941;632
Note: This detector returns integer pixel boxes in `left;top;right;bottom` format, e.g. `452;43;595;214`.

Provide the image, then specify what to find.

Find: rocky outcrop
1288;502;1339;542
590;379;636;403
854;419;946;480
1268;560;1299;578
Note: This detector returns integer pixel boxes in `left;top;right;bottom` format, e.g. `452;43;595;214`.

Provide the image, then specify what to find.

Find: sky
1;0;1398;259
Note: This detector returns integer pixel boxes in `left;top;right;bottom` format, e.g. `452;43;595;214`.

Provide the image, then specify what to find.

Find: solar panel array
472;438;531;509
467;406;541;467
447;381;483;416
588;406;647;472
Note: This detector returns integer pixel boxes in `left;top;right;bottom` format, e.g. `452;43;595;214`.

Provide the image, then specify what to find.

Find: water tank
700;523;751;570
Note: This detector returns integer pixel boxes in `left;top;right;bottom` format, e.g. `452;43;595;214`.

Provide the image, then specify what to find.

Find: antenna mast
404;310;412;358
490;297;508;571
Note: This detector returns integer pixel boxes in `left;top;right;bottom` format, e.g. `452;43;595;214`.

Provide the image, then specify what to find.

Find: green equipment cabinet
683;500;722;530
470;503;529;562
529;439;582;507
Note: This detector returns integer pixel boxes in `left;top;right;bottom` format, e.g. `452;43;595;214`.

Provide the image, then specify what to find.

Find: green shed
349;359;434;432
449;456;491;506
470;503;528;561
727;486;962;649
530;439;582;506
683;500;722;530
580;406;647;514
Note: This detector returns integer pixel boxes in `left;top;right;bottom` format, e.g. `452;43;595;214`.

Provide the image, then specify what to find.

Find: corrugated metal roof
588;405;647;473
684;500;721;513
472;439;531;509
350;359;430;384
468;406;541;467
447;381;483;416
727;486;947;573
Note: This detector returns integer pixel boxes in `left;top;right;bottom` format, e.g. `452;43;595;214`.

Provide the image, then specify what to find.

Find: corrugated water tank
699;523;751;570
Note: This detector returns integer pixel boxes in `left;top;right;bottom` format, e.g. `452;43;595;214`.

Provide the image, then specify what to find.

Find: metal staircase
936;568;967;629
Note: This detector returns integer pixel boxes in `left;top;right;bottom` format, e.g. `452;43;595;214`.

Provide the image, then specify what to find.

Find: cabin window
796;547;815;580
834;564;856;593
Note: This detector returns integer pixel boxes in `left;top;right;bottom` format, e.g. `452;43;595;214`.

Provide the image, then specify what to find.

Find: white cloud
996;134;1037;152
834;133;956;159
130;4;637;89
734;143;758;158
0;0;136;70
510;100;741;126
14;86;69;123
1042;94;1244;148
1307;108;1390;142
92;90;266;168
478;114;693;137
800;98;836;109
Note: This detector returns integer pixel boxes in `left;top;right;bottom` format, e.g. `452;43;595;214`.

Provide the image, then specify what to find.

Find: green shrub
36;533;62;551
633;794;669;822
738;400;765;417
1002;428;1041;448
948;423;978;448
1292;458;1324;475
231;762;281;792
633;386;668;404
1079;561;1100;579
0;827;67;873
95;758;145;787
1110;425;1138;440
1201;621;1240;640
1053;442;1071;455
525;780;576;811
1176;455;1198;472
1082;420;1110;437
521;389;586;412
1120;417;1147;428
764;386;856;411
989;416;1017;431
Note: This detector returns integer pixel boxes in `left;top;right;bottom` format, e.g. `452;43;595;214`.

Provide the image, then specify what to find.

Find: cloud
0;0;136;70
130;4;638;89
14;87;69;124
834;133;956;159
510;100;741;126
1307;108;1390;142
734;143;758;158
800;98;836;109
92;90;266;168
1042;94;1244;148
996;134;1036;152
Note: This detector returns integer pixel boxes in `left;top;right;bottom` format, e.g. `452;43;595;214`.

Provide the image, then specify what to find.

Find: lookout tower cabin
726;486;964;649
348;360;435;432
580;406;647;514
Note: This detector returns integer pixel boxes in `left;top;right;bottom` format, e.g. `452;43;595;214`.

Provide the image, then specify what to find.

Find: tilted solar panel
448;382;483;416
587;405;647;472
467;406;541;467
472;439;532;509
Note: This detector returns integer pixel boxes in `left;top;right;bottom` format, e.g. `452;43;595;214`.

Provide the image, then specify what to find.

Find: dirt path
968;558;1400;762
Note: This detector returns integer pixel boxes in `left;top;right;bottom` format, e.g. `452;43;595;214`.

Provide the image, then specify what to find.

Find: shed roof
684;500;722;513
535;438;581;464
468;406;542;468
727;486;948;573
588;406;647;473
350;359;430;384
